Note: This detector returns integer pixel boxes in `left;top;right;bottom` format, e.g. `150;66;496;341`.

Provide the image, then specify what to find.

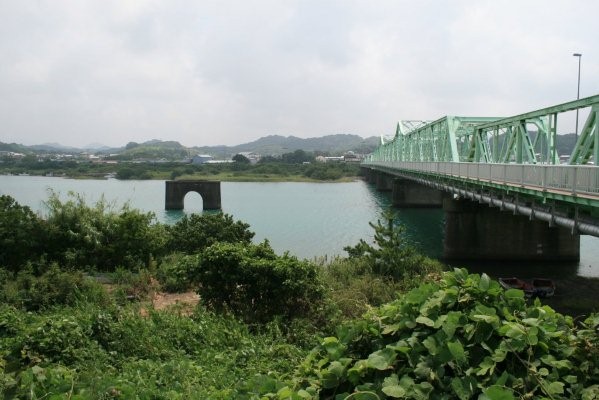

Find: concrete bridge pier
392;178;444;208
375;172;394;191
165;180;221;210
361;167;376;184
443;198;580;261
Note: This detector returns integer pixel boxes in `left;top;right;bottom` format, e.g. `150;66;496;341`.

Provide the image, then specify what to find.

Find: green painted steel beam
364;164;599;211
474;94;599;130
569;105;598;165
368;94;599;166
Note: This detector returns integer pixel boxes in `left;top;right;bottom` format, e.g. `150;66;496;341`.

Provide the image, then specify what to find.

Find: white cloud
0;0;598;147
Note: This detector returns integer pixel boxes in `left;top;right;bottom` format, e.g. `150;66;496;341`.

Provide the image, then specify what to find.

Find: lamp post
573;53;582;139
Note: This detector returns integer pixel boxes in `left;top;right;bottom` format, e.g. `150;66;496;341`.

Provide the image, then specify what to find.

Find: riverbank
0;160;363;182
172;172;360;182
541;275;599;317
3;171;361;182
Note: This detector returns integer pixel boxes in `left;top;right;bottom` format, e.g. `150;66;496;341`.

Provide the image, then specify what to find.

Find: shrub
344;209;443;280
20;315;100;366
44;192;161;270
268;269;599;399
110;268;159;302
322;257;405;319
165;212;254;255
0;265;110;311
196;241;325;324
0;195;46;271
156;253;201;292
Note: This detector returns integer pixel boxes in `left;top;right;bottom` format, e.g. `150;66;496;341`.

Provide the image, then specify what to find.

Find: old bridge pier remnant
165;180;221;210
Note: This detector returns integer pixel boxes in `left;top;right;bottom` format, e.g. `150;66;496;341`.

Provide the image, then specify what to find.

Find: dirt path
149;292;200;315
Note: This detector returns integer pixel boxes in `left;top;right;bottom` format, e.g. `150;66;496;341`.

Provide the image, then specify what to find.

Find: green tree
165;213;254;254
196;241;324;324
232;153;251;164
116;167;135;180
344;209;440;280
281;149;313;164
0;195;46;271
44;192;160;270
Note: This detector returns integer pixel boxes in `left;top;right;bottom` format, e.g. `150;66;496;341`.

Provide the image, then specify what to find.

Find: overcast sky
1;0;597;148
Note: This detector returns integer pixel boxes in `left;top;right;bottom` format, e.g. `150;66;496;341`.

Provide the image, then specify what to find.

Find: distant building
237;152;261;164
315;152;364;163
0;151;25;159
191;154;214;164
344;151;363;162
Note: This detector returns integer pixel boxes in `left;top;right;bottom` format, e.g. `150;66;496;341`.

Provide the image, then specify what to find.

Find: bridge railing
364;161;599;196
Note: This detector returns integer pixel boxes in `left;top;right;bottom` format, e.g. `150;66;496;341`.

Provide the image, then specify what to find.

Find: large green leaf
480;385;515;400
447;340;467;364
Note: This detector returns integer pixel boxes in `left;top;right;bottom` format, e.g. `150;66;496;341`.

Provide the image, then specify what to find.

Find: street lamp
573;53;582;139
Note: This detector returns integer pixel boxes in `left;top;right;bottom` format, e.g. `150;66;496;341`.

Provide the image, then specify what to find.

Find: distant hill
29;143;81;152
0;135;377;159
2;131;576;161
192;134;380;157
113;140;190;160
554;133;577;157
0;142;30;153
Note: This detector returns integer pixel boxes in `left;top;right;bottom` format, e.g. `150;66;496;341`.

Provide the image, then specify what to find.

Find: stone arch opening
182;191;204;212
165;180;221;210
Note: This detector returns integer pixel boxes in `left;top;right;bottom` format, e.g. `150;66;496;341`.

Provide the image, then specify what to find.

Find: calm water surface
1;175;597;279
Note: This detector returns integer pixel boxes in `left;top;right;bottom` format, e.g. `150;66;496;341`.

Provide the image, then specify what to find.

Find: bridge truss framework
363;95;599;237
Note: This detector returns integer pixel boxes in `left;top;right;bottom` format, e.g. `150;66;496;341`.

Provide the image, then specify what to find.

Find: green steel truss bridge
361;94;599;237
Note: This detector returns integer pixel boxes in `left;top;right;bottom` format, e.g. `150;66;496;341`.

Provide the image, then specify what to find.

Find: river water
1;175;598;279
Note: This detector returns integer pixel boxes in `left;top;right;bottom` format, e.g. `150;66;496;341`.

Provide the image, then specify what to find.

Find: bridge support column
361;167;376;184
375;172;393;191
392;179;443;208
443;198;579;261
165;180;221;210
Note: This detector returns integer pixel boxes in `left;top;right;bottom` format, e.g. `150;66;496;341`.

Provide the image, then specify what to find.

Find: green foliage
303;163;359;181
322;257;408;320
44;192;161;270
0;195;46;271
197;241;325;324
282;149;314;164
110;268;160;302
1;304;305;399
0;154;361;181
116;140;189;161
116;166;135;179
156;253;201;292
20;315;101;366
233;153;251;163
165;212;254;254
116;165;153;179
303;164;344;180
0;264;110;311
344;209;443;280
269;269;599;399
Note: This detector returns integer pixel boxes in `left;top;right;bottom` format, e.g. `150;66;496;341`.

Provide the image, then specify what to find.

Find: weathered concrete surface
165;180;221;210
360;167;376;184
443;198;580;261
375;172;393;191
392;178;444;208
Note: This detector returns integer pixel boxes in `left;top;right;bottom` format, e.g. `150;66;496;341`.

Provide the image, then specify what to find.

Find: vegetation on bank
0;150;362;182
1;194;599;399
